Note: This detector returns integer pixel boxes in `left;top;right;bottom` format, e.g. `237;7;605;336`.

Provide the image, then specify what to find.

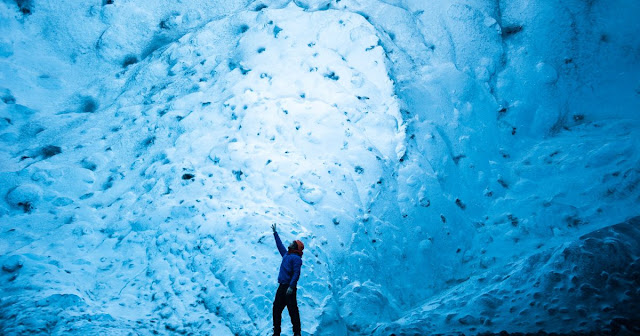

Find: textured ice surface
1;0;639;335
373;216;640;335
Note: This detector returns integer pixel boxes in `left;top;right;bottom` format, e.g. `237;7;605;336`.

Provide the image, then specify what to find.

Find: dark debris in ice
14;0;33;15
232;170;243;181
502;25;524;38
80;96;99;113
122;55;138;68
39;145;62;159
253;4;267;12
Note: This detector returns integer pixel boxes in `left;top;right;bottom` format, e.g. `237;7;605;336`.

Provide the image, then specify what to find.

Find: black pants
273;284;301;335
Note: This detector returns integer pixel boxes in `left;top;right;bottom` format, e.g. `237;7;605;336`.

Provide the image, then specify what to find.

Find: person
271;223;304;336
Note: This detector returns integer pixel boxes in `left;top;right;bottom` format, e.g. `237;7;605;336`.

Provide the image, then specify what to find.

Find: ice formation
1;0;639;335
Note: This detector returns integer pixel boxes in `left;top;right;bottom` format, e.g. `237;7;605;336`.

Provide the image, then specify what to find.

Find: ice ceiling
1;0;639;335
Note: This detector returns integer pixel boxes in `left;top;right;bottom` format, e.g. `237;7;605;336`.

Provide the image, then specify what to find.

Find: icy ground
1;0;639;335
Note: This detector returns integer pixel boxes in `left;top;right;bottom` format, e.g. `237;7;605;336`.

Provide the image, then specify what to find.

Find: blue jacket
274;232;302;288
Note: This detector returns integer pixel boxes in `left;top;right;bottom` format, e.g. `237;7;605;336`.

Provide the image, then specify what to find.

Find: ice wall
1;0;639;335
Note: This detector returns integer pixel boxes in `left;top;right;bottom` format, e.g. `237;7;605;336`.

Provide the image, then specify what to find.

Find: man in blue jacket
271;223;304;336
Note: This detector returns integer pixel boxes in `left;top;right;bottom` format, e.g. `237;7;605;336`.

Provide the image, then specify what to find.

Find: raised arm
272;224;286;257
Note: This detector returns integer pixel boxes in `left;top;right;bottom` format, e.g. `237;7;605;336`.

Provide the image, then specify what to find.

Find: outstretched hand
271;223;277;233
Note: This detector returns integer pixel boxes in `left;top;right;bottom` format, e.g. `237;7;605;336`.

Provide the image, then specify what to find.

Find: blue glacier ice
1;0;639;335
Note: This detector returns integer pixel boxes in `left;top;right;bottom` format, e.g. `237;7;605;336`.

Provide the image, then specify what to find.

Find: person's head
288;240;304;252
